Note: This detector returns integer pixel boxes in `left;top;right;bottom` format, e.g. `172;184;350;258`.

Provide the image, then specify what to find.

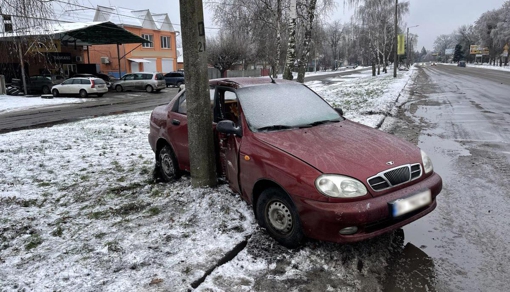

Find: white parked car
51;77;108;98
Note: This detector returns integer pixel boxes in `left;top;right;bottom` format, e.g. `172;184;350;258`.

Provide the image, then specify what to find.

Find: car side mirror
216;120;242;137
335;108;344;116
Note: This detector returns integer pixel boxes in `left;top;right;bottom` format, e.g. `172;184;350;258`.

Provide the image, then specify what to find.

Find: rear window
94;78;106;84
156;73;164;80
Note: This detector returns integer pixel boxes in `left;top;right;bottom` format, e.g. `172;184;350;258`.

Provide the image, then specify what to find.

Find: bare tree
433;34;455;62
210;0;288;77
475;10;501;65
207;32;246;77
326;21;342;69
1;0;75;93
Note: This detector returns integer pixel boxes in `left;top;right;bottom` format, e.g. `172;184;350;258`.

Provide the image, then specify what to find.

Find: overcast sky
76;0;508;51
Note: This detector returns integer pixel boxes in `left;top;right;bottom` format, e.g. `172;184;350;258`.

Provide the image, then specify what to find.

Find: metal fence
207;68;266;79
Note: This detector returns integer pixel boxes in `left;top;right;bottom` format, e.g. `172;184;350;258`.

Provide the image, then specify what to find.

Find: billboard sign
398;34;405;55
470;45;490;55
470;45;481;54
445;49;454;55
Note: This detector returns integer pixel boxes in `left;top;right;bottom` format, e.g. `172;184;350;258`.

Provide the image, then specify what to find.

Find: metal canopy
128;58;151;63
0;21;150;46
61;22;150;45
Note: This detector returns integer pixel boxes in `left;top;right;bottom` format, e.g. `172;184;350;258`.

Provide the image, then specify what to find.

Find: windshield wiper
257;125;294;132
298;119;341;128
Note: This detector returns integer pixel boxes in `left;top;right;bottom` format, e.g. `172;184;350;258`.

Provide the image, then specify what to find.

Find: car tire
79;89;88;98
52;89;59;97
256;188;304;248
97;94;104;97
115;85;123;92
157;144;180;182
146;85;154;93
42;86;50;94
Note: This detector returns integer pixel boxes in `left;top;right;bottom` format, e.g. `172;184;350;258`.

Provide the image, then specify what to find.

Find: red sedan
148;77;442;248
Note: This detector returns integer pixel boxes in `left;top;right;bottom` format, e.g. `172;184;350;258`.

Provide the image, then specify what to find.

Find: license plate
389;190;432;217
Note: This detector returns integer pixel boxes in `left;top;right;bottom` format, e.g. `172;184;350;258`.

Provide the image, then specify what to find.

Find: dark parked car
13;75;54;94
164;72;185;88
148;78;442;248
458;61;466;67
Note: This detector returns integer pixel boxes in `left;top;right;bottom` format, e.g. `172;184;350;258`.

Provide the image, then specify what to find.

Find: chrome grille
384;166;410;185
368;164;422;192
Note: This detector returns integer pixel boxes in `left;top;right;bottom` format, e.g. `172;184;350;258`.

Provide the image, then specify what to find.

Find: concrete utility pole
393;0;398;78
179;0;217;188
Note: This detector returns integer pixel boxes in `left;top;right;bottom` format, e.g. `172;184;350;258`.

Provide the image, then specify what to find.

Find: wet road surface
0;89;179;133
397;64;510;291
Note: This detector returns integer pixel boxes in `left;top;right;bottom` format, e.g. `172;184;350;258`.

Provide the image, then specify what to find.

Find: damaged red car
148;77;442;248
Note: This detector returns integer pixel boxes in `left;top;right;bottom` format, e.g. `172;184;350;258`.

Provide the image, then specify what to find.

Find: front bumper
294;173;442;243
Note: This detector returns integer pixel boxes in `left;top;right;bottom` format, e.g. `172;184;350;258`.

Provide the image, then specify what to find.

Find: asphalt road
389;64;510;291
0;88;179;133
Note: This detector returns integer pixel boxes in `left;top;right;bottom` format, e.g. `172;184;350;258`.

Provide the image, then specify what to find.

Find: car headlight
421;150;433;174
315;175;368;198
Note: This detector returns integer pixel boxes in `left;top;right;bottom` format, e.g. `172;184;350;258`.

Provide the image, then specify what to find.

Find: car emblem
386;161;395;166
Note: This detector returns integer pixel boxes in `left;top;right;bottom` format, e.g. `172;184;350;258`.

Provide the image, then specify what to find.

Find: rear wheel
146;85;154;93
42;86;50;94
52;89;59;97
256;188;304;248
157;145;180;182
115;85;123;92
176;82;182;88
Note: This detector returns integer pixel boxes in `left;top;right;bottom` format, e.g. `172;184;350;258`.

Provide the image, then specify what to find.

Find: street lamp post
406;25;419;67
393;0;398;78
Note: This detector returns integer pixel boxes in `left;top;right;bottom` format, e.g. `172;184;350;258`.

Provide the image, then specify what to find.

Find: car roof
209;77;297;89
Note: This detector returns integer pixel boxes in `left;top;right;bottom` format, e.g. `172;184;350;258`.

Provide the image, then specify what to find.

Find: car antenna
269;74;276;84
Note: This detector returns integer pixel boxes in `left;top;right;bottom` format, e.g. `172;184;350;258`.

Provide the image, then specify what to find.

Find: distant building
71;6;178;77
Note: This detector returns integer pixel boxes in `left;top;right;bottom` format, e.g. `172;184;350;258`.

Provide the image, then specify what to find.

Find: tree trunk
274;0;282;78
179;0;217;188
283;0;297;80
297;0;317;83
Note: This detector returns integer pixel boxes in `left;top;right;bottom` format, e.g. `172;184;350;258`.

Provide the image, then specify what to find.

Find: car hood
253;120;422;181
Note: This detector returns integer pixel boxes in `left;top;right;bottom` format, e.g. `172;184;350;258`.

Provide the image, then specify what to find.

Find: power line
52;0;221;30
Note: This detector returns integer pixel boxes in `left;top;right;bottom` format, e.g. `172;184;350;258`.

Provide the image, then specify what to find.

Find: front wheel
52;89;59;97
157;145;180;182
115;85;123;92
79;89;88;98
256;188;304;248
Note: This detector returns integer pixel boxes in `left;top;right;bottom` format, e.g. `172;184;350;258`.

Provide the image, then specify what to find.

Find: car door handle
172;119;181;126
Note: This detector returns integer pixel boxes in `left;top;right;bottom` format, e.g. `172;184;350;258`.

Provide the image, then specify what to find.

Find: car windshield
237;83;342;132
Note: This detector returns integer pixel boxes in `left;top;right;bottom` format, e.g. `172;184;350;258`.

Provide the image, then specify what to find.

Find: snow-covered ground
0;68;415;291
0;95;87;114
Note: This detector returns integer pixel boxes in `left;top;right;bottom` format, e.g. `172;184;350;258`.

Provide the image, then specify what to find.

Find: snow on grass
0;68;415;291
0;112;255;291
308;68;415;128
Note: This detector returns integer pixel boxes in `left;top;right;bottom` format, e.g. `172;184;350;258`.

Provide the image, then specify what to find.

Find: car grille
367;164;422;191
